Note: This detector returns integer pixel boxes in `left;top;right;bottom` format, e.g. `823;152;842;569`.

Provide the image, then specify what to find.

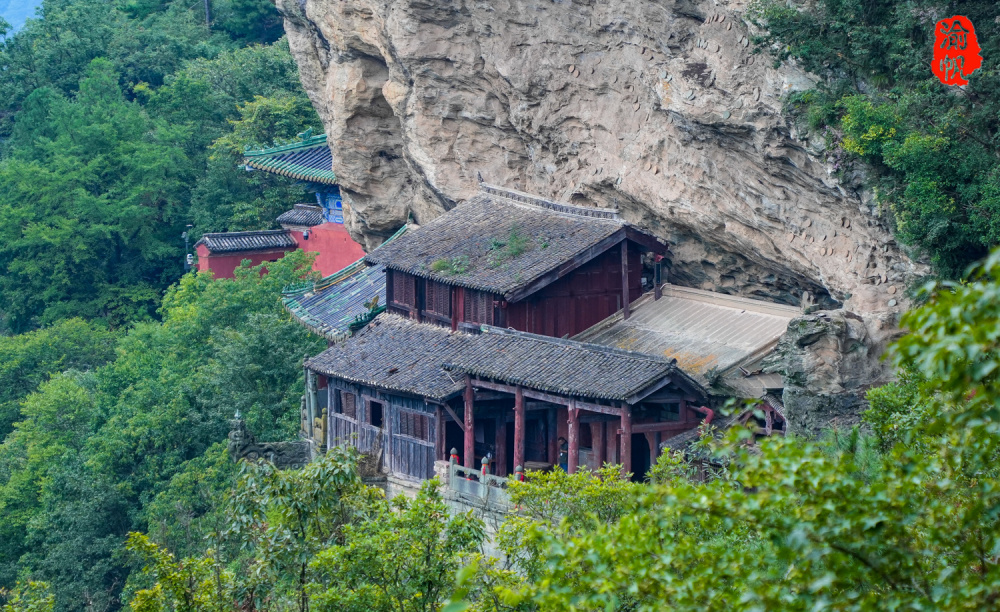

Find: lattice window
341;392;357;419
463;289;495;325
425;280;451;317
392;272;416;307
398;410;430;441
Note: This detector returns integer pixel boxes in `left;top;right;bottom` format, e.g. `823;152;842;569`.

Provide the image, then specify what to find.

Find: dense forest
0;0;999;611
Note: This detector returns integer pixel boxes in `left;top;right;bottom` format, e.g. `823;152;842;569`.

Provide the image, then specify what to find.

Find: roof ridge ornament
478;182;621;220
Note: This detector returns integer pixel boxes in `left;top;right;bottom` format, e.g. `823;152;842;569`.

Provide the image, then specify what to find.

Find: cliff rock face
276;0;926;328
762;310;900;435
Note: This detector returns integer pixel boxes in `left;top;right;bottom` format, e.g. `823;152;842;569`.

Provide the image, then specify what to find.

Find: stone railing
443;455;514;511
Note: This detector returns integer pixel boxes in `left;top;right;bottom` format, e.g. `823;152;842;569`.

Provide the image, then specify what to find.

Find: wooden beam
568;402;580;474
630;420;700;434
439;402;466;433
621;241;630;320
504;229;626;302
624;226;669;254
620;405;632;475
514;386;525;473
463;376;475;468
468;378;621;415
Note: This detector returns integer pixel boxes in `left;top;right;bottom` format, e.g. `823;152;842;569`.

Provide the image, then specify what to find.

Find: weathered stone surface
228;418;312;469
762;310;900;435
276;0;929;313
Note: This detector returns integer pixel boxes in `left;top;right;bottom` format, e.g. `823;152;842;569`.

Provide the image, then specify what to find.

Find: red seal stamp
932;15;982;86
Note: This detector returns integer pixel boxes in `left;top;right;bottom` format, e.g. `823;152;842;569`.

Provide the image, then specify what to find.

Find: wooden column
547;407;558;464
514;386;525;473
654;256;663;300
621;241;630;319
594;421;606;467
463;377;475;468
567;402;580;474
435;405;445;461
495;415;507;477
620;404;632;475
646;432;658;470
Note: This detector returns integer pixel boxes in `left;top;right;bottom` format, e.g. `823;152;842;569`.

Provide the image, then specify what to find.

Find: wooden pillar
621;241;630;319
654;256;663;300
620;404;632;475
594;421;606;467
495;415;507;477
567;402;579;474
514;386;525;473
435;405;445;461
463;377;475;468
646;432;658;469
547;406;558;464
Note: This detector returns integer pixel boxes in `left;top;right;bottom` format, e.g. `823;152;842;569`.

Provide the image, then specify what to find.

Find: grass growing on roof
488;225;534;268
430;256;470;275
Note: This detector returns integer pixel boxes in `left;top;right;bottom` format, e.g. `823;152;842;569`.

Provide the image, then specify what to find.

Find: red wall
195;244;294;279
195;223;366;279
293;223;366;277
505;243;642;338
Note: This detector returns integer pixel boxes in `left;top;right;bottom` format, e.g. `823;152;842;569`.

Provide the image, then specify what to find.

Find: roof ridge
479;183;621;221
200;229;290;238
244;134;328;157
293;203;322;210
478;324;677;367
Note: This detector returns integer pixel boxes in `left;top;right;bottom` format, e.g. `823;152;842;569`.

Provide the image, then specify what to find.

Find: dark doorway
631;433;651;482
445;419;464;464
369;400;384;428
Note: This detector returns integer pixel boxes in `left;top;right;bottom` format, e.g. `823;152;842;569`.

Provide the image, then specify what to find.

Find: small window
341;392;357;419
392;272;416;308
425;280;451;317
369;400;384;428
464;289;495;325
398;410;430;441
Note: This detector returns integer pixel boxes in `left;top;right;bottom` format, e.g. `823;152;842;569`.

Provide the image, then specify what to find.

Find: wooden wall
385;240;643;339
505;243;642;338
326;380;437;481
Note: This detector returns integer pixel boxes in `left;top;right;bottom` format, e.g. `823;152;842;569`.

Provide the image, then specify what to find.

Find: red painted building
366;183;665;338
194;133;366;279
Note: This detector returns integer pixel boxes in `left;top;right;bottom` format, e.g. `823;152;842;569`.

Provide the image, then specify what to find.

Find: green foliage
0;0;318;333
0;254;323;609
309;480;484;612
487;226;532;268
0;582;54;612
0;318;116;438
430;256;470;276
748;0;1000;276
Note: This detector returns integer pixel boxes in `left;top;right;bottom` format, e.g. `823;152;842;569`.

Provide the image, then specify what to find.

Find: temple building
287;182;796;486
195;133;365;278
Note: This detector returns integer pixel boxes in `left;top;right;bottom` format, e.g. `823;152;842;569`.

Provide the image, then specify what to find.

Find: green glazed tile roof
282;225;409;341
244;134;338;185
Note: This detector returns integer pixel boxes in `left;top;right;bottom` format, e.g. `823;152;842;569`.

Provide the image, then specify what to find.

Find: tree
308;480;484;612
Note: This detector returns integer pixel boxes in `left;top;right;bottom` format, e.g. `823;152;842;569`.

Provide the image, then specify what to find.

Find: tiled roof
305;312;704;403
283;226;408;341
443;326;700;402
277;204;325;228
575;285;798;392
364;184;628;298
243;134;337;185
304;314;475;401
195;230;297;254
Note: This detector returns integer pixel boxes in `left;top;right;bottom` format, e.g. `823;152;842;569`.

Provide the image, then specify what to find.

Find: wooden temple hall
295;183;796;482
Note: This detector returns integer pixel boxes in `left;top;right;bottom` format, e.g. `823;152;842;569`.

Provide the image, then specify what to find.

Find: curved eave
245;159;338;186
